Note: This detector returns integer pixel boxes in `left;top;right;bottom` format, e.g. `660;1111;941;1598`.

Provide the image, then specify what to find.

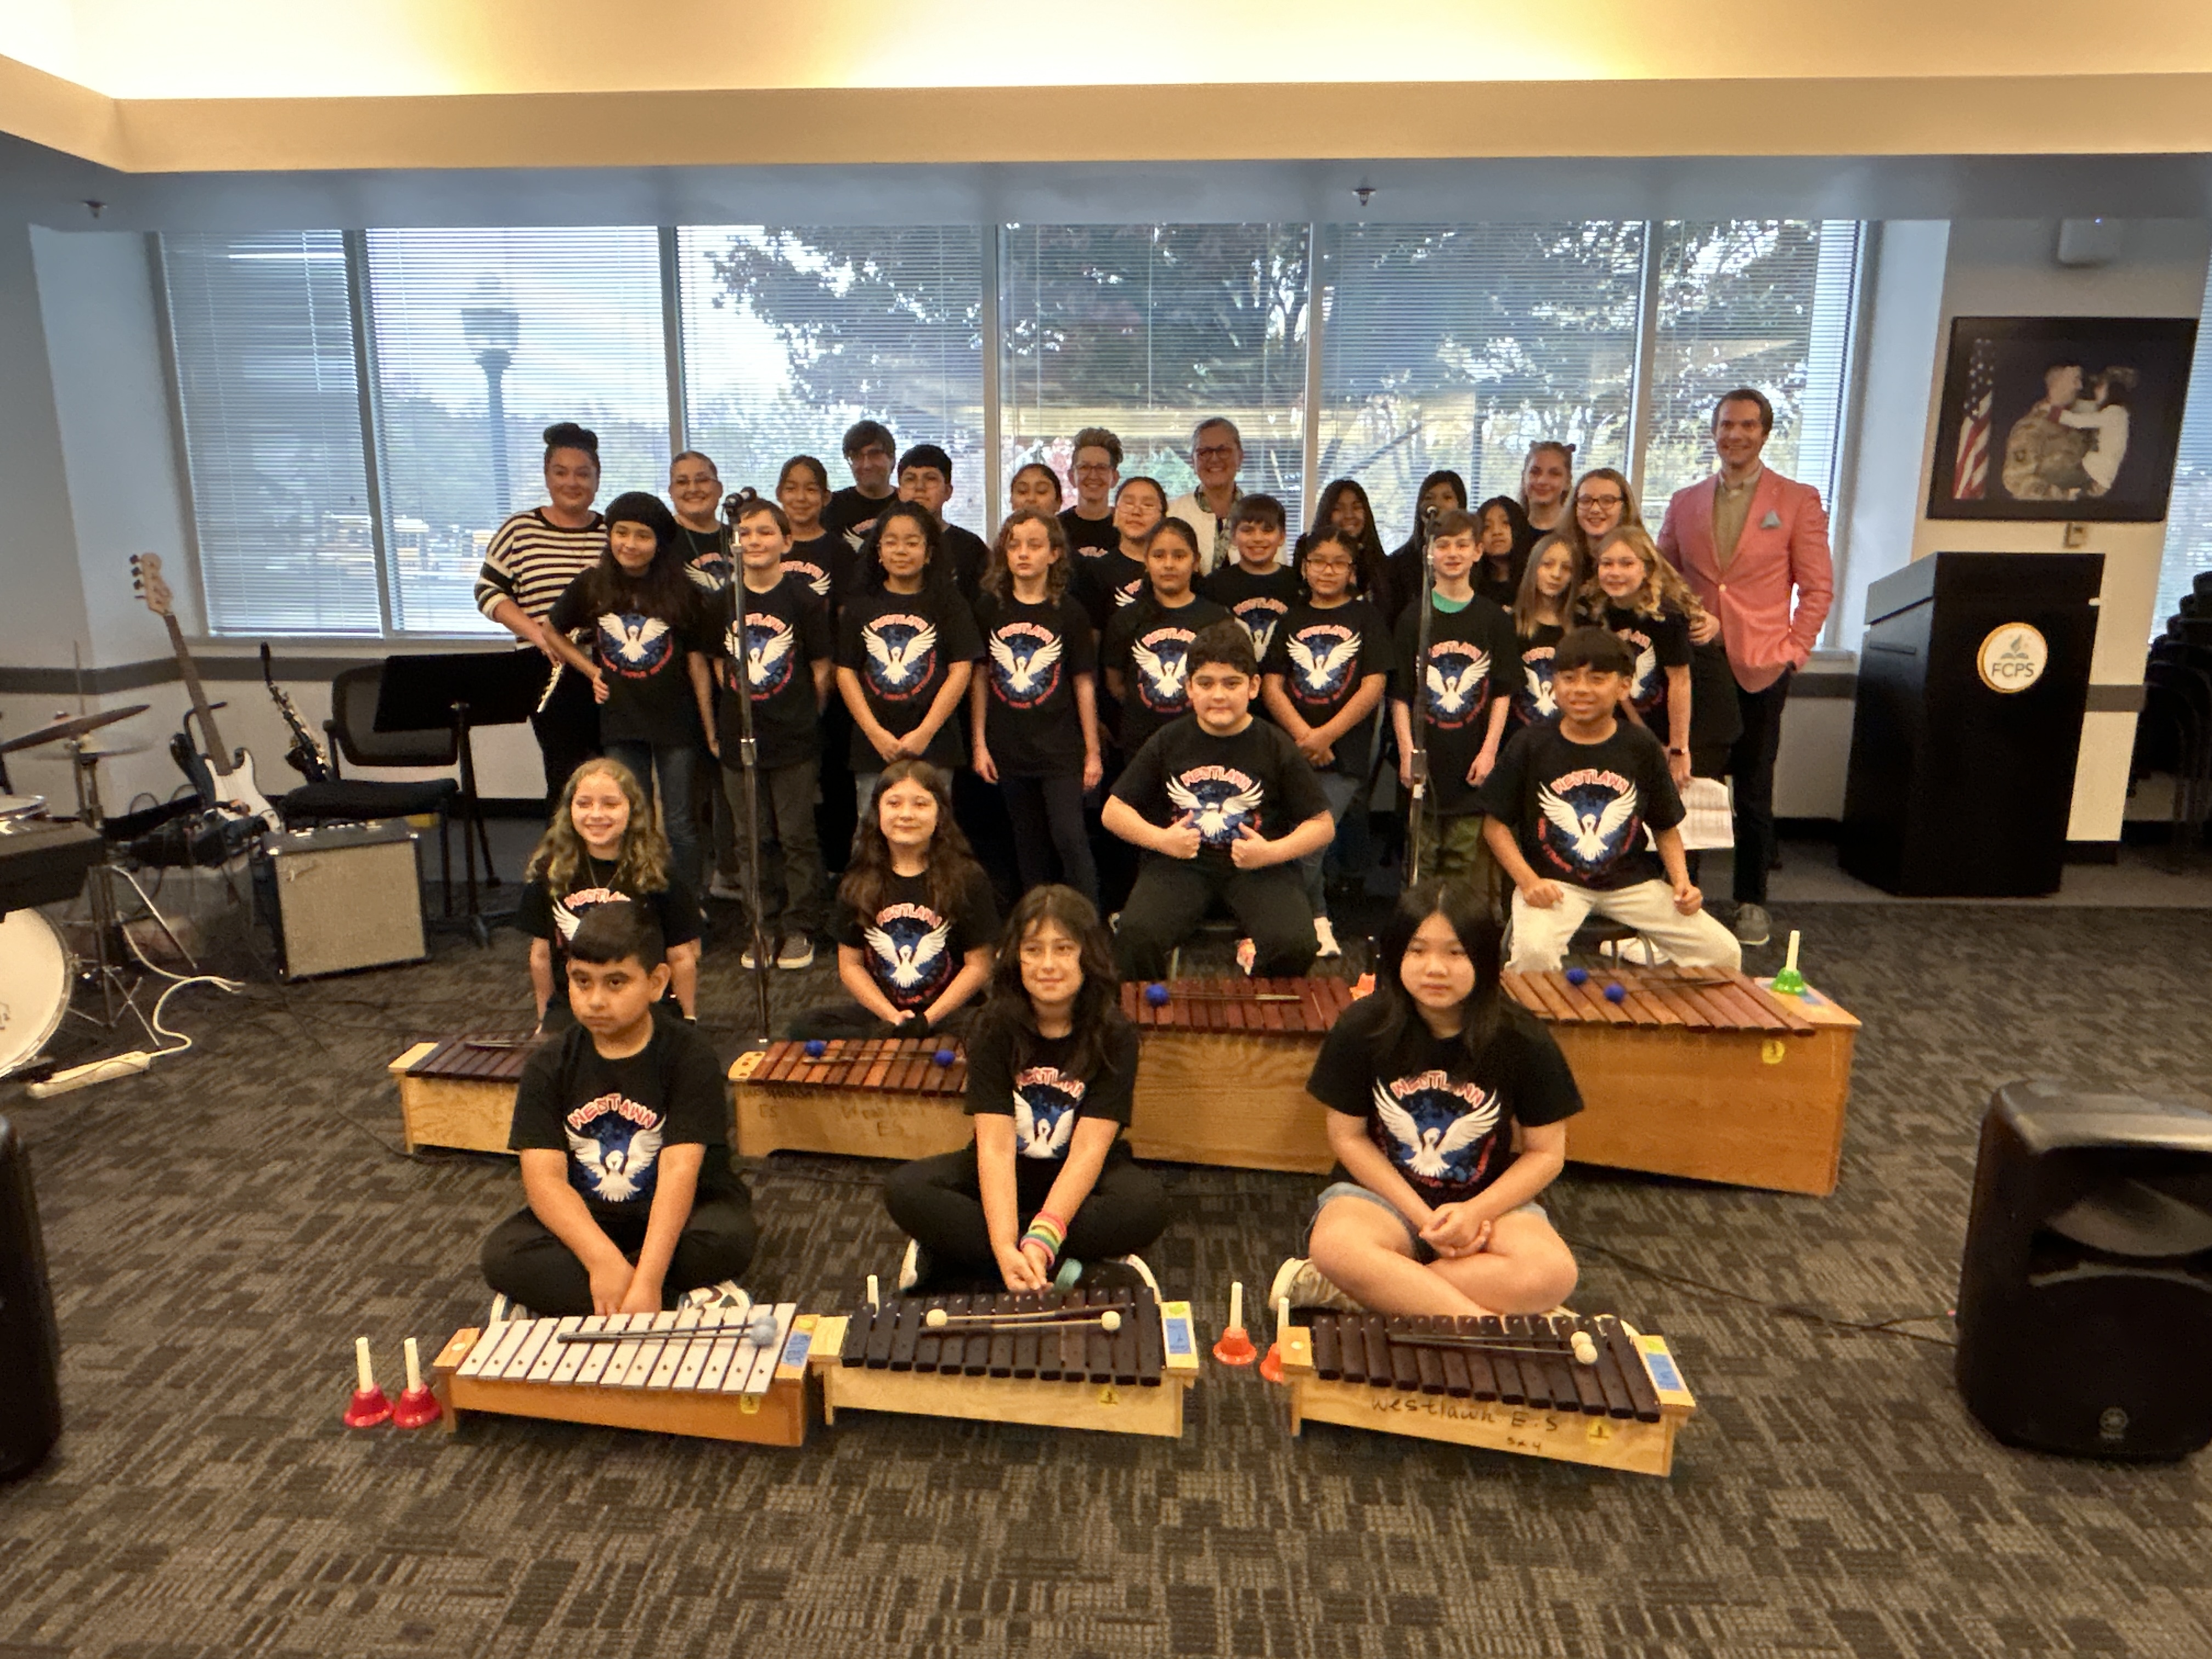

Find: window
1317;223;1645;550
162;231;381;635
2154;265;2212;636
1001;224;1311;528
1642;221;1861;504
679;226;986;532
365;228;668;633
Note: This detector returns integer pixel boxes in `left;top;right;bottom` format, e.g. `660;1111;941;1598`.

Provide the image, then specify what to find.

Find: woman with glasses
1060;427;1124;556
1561;467;1644;573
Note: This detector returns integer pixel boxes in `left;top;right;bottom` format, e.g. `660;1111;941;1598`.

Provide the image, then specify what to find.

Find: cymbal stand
63;737;193;1035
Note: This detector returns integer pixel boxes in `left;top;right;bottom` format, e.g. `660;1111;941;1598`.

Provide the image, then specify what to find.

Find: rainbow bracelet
1022;1210;1067;1264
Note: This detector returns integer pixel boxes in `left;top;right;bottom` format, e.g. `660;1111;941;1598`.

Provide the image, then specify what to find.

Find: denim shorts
1305;1180;1548;1266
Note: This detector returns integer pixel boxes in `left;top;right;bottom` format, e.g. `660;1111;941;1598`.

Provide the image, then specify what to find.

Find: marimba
1502;968;1861;1195
1279;1310;1696;1476
430;1303;814;1447
387;1033;539;1155
729;1037;973;1161
810;1286;1201;1438
1119;977;1358;1172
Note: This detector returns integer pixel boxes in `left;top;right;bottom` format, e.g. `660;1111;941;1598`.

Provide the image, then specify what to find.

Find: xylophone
1502;967;1862;1196
729;1036;973;1161
810;1286;1201;1438
1117;977;1361;1172
1279;1310;1696;1476
387;1033;540;1155
430;1303;815;1447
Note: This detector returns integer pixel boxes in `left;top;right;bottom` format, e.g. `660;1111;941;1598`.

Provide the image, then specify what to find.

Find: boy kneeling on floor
481;903;756;1318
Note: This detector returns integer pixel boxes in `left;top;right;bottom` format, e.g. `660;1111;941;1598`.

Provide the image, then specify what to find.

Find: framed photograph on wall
1926;315;2197;521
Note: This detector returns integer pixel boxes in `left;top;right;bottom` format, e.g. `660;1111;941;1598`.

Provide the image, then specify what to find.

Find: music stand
376;650;547;943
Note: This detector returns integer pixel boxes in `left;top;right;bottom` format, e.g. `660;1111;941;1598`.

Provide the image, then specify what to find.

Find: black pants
783;999;978;1043
1113;855;1316;980
1728;669;1793;906
531;666;602;815
723;756;827;941
884;1146;1169;1275
479;1194;758;1316
1002;773;1099;907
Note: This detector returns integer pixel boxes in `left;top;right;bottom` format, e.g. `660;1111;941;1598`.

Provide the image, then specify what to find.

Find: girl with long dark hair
1272;878;1580;1318
1381;469;1469;627
884;884;1167;1294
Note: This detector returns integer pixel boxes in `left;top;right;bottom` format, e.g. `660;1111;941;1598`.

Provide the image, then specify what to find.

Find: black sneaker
1075;1259;1145;1294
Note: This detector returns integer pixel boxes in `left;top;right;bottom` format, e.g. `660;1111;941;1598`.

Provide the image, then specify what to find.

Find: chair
276;663;473;914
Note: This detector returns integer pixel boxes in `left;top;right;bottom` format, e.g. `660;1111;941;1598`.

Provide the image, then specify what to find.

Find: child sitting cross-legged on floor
481;902;755;1321
1273;877;1581;1318
1475;625;1741;974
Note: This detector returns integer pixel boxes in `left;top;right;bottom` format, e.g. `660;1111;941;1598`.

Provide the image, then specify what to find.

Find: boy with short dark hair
1391;506;1521;889
481;904;756;1318
1476;627;1742;973
825;419;898;545
895;442;988;602
1103;620;1335;979
1200;493;1300;661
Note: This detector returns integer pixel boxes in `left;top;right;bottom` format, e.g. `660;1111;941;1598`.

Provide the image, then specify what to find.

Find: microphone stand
1404;508;1438;885
723;496;774;1049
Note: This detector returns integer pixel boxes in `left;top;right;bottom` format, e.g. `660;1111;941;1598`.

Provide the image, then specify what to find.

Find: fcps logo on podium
1976;623;2050;693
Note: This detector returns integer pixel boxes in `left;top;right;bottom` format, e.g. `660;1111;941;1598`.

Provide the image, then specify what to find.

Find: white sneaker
707;875;744;901
775;935;816;970
486;1293;533;1325
898;1238;926;1295
681;1279;753;1311
1268;1255;1363;1314
1313;917;1342;960
1599;935;1669;966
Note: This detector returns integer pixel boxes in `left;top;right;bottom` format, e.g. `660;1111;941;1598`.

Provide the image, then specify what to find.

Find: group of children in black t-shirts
480;426;1752;1325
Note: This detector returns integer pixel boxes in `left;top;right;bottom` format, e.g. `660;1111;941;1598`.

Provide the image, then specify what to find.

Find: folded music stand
375;649;548;943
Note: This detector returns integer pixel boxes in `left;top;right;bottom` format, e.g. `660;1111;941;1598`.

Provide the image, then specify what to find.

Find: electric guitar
130;553;280;831
261;643;331;783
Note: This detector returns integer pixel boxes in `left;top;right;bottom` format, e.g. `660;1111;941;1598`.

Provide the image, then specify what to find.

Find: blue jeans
605;740;709;905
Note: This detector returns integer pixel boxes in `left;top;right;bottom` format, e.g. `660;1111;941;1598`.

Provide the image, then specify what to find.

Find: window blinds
364;227;668;633
1643;221;1861;505
161;232;381;636
2153;265;2212;635
679;225;987;533
1318;222;1646;548
1000;224;1312;529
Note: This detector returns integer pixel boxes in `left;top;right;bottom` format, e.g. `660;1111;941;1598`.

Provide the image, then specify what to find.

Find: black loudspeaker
0;1115;62;1479
1955;1080;2212;1460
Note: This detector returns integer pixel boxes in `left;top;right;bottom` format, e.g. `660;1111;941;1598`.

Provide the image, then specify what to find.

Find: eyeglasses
1304;557;1353;572
1071;461;1113;475
1193;444;1238;461
1576;493;1625;510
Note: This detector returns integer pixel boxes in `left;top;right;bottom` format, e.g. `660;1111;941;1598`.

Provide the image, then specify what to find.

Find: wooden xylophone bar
402;1032;540;1082
430;1304;815;1447
1503;968;1816;1035
388;1032;543;1155
730;1037;975;1163
810;1287;1202;1438
1120;975;1359;1036
751;1035;969;1093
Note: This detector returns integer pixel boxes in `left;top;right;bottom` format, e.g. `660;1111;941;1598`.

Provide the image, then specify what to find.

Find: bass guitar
130;553;279;832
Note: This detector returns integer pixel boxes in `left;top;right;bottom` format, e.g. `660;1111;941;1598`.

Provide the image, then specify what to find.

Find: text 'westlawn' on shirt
1110;715;1332;863
1474;718;1684;892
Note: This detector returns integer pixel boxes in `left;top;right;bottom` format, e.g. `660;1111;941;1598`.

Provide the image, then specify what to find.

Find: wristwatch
1667;746;1688;756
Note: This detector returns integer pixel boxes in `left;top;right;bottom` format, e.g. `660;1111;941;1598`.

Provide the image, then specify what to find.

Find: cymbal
0;704;150;755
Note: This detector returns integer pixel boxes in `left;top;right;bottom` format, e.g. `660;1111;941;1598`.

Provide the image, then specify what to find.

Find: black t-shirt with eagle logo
1110;715;1332;868
1306;994;1580;1209
1475;720;1683;893
548;578;712;748
509;1019;742;1222
1511;619;1566;727
1071;548;1147;632
837;585;985;770
1259;597;1391;775
1599;603;1692;745
712;574;833;771
1391;595;1522;815
973;590;1098;777
1100;595;1233;754
834;868;1001;1015
675;523;733;594
1201;563;1302;663
516;864;702;1024
964;1009;1139;1166
781;534;843;612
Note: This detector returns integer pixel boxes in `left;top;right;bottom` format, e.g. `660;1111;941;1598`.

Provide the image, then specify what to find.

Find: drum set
0;704;193;1080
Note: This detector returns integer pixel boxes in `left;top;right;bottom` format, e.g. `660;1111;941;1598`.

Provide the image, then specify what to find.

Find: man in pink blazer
1657;388;1833;948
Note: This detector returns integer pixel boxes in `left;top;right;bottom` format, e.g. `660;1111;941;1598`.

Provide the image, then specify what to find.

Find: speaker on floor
0;1115;62;1480
1955;1080;2212;1460
254;820;428;980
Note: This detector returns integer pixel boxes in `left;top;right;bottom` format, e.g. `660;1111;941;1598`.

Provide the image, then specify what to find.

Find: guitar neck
165;613;229;764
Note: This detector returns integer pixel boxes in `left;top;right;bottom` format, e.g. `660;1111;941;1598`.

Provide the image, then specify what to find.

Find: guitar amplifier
255;821;427;979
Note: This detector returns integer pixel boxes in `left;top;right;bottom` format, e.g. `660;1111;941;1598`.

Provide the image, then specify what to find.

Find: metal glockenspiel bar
454;1305;795;1398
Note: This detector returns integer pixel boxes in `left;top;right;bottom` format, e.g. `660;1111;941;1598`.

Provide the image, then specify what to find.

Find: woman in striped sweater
475;421;609;809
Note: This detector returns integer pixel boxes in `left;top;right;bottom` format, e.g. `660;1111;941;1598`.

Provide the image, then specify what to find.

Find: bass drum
0;909;72;1077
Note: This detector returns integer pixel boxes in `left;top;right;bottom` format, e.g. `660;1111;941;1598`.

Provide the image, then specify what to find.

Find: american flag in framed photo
1952;339;1997;499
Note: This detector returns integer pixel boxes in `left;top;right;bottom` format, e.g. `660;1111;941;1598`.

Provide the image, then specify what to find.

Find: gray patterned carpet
2;902;2210;1658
